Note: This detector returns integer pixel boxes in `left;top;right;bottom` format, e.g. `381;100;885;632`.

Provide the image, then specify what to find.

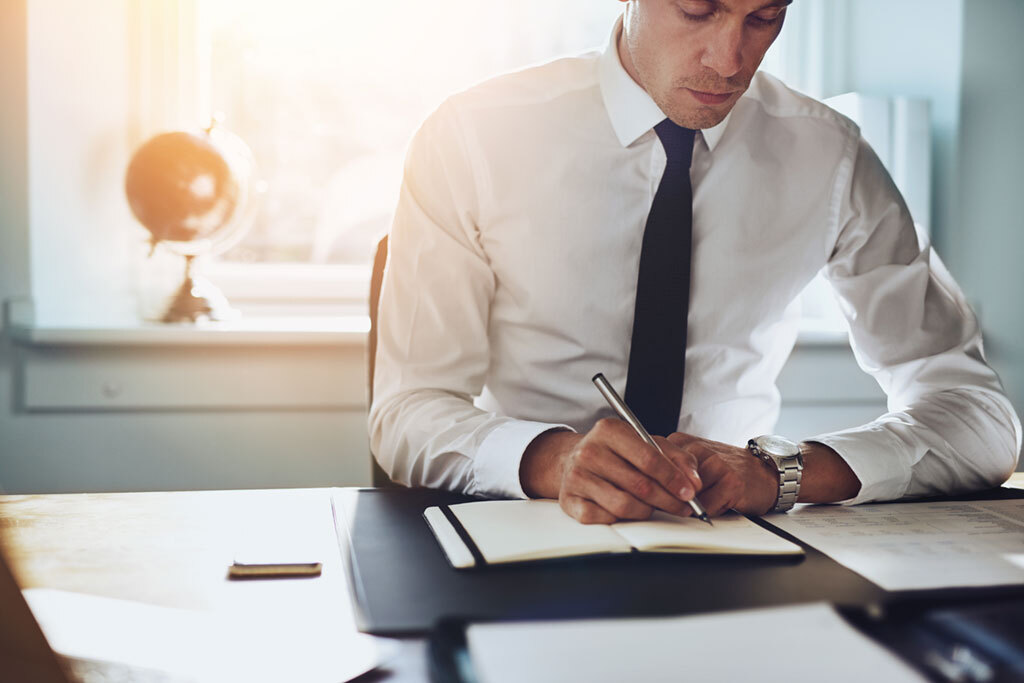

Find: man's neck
616;21;645;91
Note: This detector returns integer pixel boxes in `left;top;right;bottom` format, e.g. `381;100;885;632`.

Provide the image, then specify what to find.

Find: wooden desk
4;477;1024;680
0;488;425;682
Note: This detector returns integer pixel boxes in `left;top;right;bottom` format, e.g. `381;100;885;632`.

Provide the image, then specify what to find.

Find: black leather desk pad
333;487;1024;636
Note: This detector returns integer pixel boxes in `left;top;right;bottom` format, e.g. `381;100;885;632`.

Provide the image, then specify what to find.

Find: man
369;0;1022;523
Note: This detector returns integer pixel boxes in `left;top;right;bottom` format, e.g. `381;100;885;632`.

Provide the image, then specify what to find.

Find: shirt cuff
471;420;575;500
805;422;916;505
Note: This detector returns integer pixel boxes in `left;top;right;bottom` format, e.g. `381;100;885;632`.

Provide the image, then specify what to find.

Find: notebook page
612;511;803;555
449;500;632;564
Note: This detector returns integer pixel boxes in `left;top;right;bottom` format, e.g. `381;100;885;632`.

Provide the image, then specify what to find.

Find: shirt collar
598;16;733;152
598;18;665;148
700;110;732;152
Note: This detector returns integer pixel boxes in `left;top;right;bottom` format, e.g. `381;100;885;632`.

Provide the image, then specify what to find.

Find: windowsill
7;315;846;349
8;315;370;347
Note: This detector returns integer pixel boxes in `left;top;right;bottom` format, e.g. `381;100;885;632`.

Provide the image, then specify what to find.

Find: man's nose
700;24;744;79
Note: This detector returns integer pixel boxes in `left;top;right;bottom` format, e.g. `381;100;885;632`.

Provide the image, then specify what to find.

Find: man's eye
678;2;714;21
748;10;785;27
681;11;714;22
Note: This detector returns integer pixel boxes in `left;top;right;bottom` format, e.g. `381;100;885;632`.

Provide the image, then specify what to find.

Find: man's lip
686;88;735;105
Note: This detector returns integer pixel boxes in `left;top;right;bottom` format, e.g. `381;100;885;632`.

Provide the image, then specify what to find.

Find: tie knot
654;119;696;168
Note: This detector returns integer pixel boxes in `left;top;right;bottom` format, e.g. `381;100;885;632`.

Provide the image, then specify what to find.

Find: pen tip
701;514;714;526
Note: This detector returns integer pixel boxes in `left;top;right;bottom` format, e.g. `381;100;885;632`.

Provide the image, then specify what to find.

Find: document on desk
23;588;393;682
765;500;1024;591
466;602;925;683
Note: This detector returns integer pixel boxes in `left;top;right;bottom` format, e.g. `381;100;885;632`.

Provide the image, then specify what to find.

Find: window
194;2;622;281
759;0;849;101
163;1;868;331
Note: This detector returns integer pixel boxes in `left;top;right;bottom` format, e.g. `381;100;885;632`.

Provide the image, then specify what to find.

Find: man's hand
666;433;862;515
520;419;702;524
666;433;778;516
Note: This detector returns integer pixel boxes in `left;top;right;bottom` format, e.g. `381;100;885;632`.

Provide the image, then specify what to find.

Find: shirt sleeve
811;135;1022;504
367;99;571;499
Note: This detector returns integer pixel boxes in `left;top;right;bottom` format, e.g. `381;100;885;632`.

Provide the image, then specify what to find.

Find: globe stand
162;255;237;323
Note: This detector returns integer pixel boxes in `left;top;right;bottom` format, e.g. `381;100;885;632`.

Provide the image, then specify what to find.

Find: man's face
618;0;790;129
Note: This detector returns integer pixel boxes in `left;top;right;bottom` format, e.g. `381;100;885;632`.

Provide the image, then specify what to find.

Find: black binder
333;487;1024;636
332;488;885;635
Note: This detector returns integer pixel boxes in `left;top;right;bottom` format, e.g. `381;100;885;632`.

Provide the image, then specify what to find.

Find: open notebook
424;499;802;569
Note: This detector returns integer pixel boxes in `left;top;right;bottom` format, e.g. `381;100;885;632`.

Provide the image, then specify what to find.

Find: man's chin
664;108;729;131
662;90;740;130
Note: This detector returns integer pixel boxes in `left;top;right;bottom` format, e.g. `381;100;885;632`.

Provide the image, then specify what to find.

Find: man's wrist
519;429;579;499
797;441;861;503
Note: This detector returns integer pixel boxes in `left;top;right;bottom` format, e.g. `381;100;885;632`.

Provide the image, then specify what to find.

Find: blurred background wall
1;0;1021;493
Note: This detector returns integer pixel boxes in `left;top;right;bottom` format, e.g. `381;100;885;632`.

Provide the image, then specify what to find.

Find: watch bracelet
748;438;803;513
776;456;803;512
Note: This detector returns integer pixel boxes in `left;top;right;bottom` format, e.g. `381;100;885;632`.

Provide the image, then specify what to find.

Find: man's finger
693;457;744;517
666;432;694;448
654;436;703;490
583;453;692;515
560;494;618;525
564;467;655;521
695;477;741;517
667;432;718;464
591;419;699;498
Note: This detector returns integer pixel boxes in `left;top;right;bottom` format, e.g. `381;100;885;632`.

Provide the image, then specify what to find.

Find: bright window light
193;0;857;336
200;0;623;267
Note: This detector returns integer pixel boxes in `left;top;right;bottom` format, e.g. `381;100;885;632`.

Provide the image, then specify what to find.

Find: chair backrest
368;235;400;488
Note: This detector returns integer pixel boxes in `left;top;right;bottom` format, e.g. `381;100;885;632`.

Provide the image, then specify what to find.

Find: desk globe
125;120;255;322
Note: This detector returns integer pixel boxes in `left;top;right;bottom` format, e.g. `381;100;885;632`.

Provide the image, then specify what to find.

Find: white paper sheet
23;588;391;682
765;499;1024;591
467;602;924;683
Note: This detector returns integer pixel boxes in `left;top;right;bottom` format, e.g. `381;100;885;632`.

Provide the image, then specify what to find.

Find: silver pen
592;372;712;526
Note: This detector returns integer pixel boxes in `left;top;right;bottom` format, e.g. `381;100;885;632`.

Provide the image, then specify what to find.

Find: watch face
756;435;801;458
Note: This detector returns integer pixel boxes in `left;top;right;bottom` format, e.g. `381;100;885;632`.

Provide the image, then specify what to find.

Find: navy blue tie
624;119;696;436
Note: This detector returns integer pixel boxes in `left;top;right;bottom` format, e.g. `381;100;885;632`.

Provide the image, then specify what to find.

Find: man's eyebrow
710;0;793;13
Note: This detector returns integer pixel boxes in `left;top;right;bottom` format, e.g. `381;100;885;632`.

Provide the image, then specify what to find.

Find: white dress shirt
369;22;1022;505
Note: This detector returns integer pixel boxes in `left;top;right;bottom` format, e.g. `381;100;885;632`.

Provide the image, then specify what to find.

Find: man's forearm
797;441;861;503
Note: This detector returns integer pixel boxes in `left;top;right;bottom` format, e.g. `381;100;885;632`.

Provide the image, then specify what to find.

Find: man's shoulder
743;71;860;141
444;49;603;118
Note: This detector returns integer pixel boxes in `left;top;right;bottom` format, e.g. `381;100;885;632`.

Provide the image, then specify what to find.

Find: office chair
368;235;402;488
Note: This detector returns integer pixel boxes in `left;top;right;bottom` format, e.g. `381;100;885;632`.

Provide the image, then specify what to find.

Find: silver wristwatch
747;435;804;513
